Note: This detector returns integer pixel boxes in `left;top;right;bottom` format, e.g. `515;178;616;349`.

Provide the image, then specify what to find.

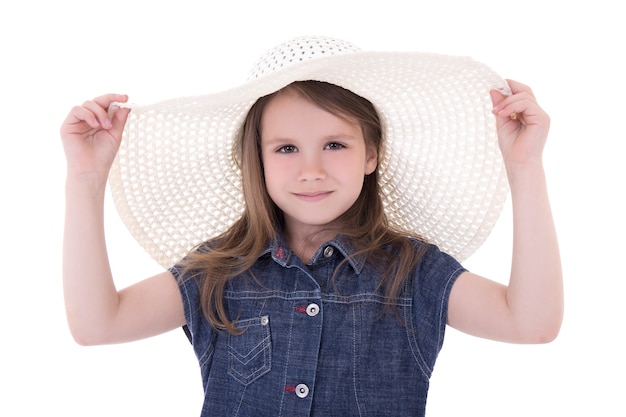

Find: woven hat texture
109;35;510;267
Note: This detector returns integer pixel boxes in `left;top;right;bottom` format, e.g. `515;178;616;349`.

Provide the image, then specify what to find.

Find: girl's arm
447;80;563;343
61;95;186;345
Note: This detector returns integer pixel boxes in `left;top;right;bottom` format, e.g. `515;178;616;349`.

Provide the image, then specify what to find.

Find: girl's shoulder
387;233;463;274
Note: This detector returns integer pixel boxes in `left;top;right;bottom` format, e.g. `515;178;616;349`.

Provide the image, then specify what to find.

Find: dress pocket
227;315;272;386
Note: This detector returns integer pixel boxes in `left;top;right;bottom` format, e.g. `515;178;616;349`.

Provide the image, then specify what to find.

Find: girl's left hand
490;79;550;168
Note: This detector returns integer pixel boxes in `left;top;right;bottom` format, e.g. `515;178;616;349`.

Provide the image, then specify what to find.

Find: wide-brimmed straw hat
109;35;510;268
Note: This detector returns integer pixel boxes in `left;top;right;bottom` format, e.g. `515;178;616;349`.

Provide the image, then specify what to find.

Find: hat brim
110;51;510;267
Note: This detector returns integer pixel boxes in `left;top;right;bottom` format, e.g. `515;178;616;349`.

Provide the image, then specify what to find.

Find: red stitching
295;306;307;313
284;385;296;393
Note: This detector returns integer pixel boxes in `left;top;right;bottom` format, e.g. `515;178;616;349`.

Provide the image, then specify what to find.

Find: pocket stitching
227;316;272;386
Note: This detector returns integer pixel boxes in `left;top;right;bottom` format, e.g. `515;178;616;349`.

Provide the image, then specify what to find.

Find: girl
61;36;562;416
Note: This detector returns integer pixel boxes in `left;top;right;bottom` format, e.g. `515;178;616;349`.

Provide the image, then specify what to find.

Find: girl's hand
490;80;550;169
60;94;130;182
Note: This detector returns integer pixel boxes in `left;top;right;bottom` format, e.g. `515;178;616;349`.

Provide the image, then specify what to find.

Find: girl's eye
278;145;297;153
325;142;345;150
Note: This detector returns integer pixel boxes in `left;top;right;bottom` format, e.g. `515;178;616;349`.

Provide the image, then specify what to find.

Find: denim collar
261;232;366;274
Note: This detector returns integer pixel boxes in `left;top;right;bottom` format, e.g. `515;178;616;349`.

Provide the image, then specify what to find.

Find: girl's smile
293;191;333;202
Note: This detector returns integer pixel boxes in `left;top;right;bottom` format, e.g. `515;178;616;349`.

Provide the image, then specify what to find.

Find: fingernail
104;119;112;128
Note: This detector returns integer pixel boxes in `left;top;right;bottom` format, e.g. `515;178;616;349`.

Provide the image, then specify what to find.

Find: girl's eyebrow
263;133;358;145
322;133;358;142
261;137;295;147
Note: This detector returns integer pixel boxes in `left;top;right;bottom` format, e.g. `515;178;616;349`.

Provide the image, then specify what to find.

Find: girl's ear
365;145;378;175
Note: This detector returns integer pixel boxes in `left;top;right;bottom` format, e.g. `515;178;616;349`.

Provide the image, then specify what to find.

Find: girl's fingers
61;94;130;144
90;94;128;126
69;94;129;130
489;89;506;107
492;88;537;120
80;100;111;129
62;105;100;133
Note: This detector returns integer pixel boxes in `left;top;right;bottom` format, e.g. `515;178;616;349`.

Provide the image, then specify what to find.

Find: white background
1;0;624;415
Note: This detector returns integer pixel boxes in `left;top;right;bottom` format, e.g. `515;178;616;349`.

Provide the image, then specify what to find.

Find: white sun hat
109;35;510;268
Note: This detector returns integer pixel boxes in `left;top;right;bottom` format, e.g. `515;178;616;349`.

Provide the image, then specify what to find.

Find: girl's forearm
506;162;563;342
63;176;119;345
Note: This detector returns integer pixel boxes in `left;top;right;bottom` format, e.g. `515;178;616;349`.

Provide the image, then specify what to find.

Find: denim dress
170;234;464;416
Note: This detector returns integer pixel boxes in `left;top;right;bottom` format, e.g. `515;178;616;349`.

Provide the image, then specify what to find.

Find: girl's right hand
60;94;131;182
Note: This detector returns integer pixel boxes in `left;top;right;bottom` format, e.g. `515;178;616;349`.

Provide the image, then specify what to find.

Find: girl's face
260;90;378;238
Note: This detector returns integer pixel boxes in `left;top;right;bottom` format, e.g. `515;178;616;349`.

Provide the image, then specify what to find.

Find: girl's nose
297;153;326;181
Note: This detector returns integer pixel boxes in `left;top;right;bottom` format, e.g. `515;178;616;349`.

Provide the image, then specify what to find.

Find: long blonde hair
181;81;427;332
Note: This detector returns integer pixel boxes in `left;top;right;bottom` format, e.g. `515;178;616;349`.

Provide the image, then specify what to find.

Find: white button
260;316;269;326
323;246;334;257
306;303;320;317
295;383;309;398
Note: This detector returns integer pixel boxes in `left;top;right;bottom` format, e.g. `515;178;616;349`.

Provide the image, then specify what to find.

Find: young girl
61;36;562;416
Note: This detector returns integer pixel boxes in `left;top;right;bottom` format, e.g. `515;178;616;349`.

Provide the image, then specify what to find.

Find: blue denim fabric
170;234;464;416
